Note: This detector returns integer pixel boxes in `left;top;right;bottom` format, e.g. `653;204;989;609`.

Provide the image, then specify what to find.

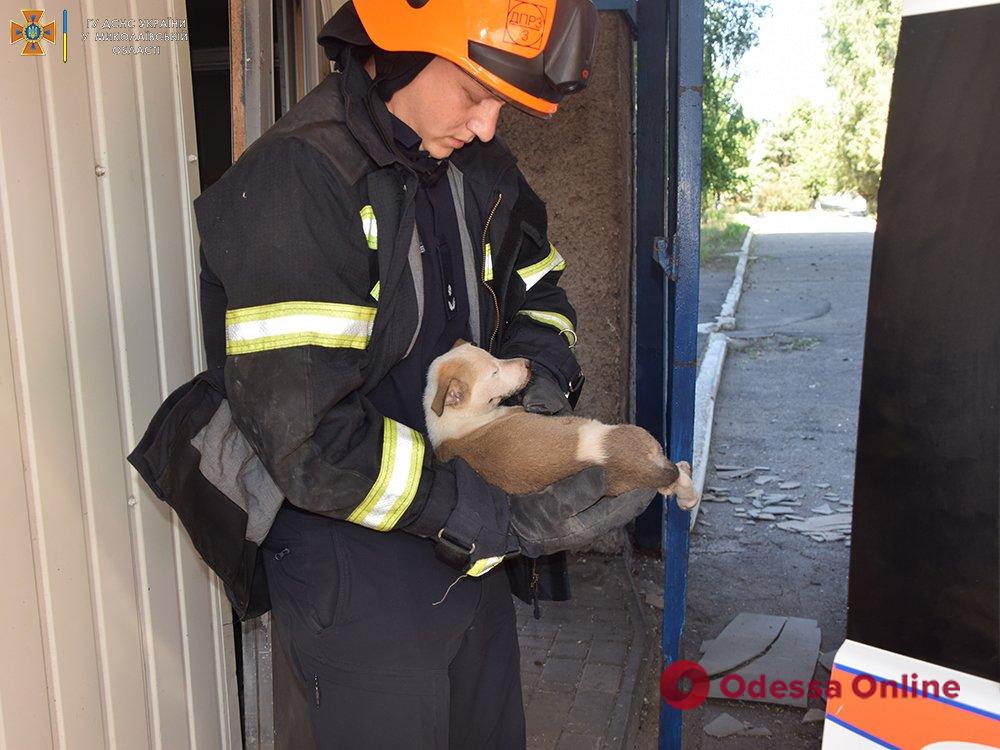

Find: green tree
702;0;769;208
823;0;902;210
750;100;838;212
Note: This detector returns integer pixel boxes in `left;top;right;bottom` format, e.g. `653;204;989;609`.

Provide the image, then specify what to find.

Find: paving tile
587;639;629;666
555;732;603;750
551;637;591;659
565;689;616;735
538;657;585;691
526;690;574;748
520;646;548;672
519;633;556;651
580;663;623;694
557;621;602;639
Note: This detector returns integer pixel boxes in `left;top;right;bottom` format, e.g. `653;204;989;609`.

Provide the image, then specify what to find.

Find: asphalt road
634;211;877;748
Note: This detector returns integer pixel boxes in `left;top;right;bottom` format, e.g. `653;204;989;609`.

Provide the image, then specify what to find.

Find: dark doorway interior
187;0;232;191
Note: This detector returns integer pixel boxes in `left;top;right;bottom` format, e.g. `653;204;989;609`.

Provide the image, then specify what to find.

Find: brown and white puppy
423;340;698;508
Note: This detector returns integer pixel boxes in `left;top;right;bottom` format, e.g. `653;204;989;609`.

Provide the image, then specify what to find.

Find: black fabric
262;501;526;748
199;245;227;368
365;114;470;436
126;367;270;620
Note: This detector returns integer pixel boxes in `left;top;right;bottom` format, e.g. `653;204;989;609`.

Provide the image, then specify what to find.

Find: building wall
500;13;635;551
0;2;240;748
500;13;635;428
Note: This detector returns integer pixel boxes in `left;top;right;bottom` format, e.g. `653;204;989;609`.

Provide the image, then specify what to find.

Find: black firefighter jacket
131;52;585;620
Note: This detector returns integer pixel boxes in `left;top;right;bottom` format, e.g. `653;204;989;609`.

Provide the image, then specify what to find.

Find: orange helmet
350;0;598;118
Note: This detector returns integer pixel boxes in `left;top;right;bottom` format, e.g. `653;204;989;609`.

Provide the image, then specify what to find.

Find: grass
701;209;750;265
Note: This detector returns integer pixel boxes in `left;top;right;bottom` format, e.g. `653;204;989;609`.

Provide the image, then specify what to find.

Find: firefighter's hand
502;361;572;416
508;466;657;558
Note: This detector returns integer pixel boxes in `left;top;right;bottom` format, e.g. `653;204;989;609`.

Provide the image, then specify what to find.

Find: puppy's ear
431;377;468;416
450;338;469;350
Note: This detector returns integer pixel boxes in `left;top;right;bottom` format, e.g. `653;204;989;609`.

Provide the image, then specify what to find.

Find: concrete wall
0;3;240;747
500;13;635;429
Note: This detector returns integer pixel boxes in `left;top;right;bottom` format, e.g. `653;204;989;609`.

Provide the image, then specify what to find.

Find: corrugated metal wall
0;2;240;748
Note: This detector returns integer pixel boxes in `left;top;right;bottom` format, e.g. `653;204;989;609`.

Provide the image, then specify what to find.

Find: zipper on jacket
530;559;541;620
482;193;503;353
314;675;321;708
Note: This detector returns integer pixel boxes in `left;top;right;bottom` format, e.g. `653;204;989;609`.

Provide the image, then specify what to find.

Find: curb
610;545;654;748
689;332;728;530
697;227;754;334
689;225;753;529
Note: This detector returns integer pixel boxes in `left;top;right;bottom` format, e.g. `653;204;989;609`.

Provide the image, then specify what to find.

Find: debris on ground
638;579;664;610
802;708;826;724
818;650;836;671
703;712;773;738
716;467;757;480
701;613;821;708
700;464;855;544
703;713;748;738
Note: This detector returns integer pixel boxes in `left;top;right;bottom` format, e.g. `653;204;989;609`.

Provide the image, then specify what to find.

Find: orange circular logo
505;2;547;49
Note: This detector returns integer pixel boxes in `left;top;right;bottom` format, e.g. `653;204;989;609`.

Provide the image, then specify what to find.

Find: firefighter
191;1;656;746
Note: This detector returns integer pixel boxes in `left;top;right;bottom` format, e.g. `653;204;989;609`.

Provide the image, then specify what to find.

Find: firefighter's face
385;57;506;159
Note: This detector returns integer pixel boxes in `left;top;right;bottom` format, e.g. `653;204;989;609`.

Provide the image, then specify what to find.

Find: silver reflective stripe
517;243;566;292
347;417;425;531
516;309;577;348
225;301;376;354
467;556;506;577
483;242;494;282
360;204;378;249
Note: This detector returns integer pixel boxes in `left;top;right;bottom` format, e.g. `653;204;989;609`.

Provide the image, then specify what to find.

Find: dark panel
847;4;1000;682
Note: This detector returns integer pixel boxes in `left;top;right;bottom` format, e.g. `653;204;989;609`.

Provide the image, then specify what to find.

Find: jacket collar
338;51;518;190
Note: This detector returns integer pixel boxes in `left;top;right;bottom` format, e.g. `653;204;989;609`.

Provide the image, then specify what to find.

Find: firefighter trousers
260;501;527;749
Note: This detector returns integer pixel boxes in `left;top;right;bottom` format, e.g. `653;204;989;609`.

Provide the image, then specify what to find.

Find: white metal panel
0;1;240;748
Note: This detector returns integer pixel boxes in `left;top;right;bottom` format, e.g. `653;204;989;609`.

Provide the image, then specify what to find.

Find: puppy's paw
659;461;700;510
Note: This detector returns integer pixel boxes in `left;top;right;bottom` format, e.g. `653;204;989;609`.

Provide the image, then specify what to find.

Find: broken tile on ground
702;613;822;708
703;713;748;738
802;708;826;723
698;613;784;675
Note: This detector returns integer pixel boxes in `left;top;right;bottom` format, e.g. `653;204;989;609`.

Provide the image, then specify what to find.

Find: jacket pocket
127;367;266;616
271;517;350;636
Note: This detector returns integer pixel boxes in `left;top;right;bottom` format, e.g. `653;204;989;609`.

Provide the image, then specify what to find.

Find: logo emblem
505;2;547;50
660;660;710;710
10;9;55;56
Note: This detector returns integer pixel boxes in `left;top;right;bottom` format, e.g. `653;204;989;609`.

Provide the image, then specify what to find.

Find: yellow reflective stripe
467;556;505;577
483;242;493;282
225;301;376;355
360;204;377;250
516;309;578;348
370;281;380;301
516;242;566;292
347;417;425;531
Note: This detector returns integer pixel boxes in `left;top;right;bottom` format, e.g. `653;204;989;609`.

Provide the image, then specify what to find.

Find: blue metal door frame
596;0;704;746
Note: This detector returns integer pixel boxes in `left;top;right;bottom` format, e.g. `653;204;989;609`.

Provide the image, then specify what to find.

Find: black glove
502;360;574;415
432;459;656;575
509;466;657;557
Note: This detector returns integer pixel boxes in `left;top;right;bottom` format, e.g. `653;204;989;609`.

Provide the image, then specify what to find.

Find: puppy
423;340;698;508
